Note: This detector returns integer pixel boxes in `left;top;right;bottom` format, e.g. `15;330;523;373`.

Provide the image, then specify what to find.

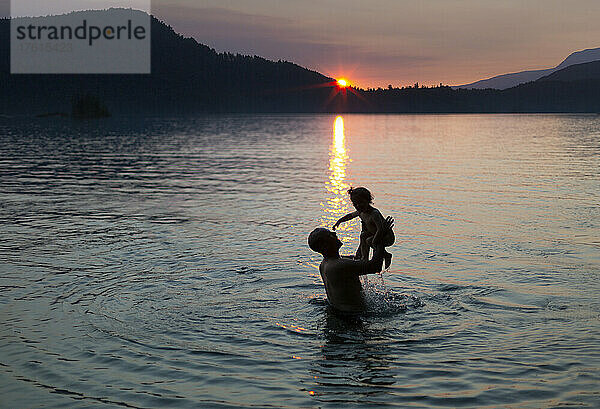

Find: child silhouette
333;187;394;268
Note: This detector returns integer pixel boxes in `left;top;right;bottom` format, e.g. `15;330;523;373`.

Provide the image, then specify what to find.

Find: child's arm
332;211;359;230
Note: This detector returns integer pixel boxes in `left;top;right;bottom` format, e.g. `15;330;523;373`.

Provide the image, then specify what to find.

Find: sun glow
337;79;348;87
320;116;356;245
334;116;345;154
328;116;349;221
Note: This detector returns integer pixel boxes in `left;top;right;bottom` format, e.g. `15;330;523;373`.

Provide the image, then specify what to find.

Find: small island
71;94;111;119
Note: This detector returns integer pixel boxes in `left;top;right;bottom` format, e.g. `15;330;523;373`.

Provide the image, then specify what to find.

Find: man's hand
383;216;394;233
332;222;339;231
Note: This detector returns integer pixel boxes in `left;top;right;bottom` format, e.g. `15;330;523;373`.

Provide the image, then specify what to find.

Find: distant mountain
537;60;600;82
555;48;600;70
343;60;600;113
454;47;600;90
1;10;600;115
0;10;336;115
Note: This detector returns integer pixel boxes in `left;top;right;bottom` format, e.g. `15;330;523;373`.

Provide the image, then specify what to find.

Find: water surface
1;114;599;408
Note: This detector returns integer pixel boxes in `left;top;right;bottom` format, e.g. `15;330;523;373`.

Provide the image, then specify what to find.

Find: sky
3;0;600;87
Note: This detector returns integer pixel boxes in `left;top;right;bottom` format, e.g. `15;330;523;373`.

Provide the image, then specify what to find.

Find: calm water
1;114;599;408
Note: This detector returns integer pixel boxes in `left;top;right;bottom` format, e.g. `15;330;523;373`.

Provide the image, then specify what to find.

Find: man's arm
340;217;394;275
333;211;359;230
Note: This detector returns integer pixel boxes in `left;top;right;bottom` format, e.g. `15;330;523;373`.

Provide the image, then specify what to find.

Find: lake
0;114;599;408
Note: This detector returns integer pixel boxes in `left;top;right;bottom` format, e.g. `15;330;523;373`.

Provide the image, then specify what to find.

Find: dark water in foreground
0;114;599;408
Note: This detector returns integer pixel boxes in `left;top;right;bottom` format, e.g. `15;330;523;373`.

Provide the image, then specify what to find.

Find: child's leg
355;223;369;260
383;230;395;247
383;230;394;269
360;234;373;260
383;249;392;269
370;235;394;269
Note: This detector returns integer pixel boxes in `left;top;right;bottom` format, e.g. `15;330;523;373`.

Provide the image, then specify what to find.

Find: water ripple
1;114;599;408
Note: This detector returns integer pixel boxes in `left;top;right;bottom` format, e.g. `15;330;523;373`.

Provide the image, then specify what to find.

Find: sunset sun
337;79;348;87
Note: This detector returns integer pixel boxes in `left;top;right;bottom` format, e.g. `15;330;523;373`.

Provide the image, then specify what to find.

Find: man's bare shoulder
322;257;368;278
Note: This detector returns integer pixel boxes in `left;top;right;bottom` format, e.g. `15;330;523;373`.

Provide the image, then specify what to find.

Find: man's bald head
308;227;342;255
308;228;328;253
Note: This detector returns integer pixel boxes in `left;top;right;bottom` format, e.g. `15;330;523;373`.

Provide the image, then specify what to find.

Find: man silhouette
308;216;394;313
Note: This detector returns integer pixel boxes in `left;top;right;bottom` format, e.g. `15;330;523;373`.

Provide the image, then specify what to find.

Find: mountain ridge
1;10;600;114
454;47;600;90
0;11;338;114
538;60;600;83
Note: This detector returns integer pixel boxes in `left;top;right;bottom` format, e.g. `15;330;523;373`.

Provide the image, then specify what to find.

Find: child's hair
347;187;373;203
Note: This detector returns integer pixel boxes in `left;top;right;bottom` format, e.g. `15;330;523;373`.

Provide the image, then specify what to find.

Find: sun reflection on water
321;116;358;245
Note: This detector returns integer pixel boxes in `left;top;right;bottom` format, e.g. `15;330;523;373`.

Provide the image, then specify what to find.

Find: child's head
348;187;373;212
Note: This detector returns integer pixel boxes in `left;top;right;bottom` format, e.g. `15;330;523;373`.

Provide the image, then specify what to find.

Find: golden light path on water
320;116;359;247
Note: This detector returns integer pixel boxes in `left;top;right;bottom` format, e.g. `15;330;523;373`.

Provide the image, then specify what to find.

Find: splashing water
361;272;421;316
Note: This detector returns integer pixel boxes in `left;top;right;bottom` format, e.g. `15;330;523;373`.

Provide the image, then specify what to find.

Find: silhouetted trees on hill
1;15;599;115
